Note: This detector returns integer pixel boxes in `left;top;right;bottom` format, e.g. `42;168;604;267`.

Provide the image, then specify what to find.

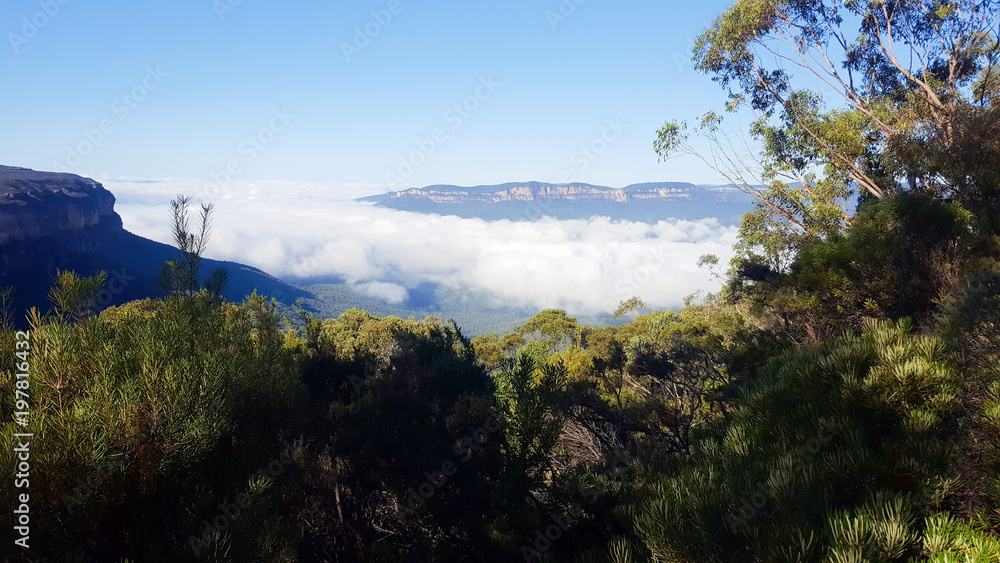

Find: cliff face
359;181;754;224
0;165;123;246
372;181;740;205
396;184;631;203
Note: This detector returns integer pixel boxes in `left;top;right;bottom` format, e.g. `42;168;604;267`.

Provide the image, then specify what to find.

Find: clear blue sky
1;0;737;187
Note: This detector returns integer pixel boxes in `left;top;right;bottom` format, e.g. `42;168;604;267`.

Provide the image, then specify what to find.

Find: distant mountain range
359;181;757;224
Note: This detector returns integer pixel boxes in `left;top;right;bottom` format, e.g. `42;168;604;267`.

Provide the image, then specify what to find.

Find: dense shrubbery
3;189;1000;563
0;283;305;561
608;319;968;561
4;1;1000;561
4;190;1000;561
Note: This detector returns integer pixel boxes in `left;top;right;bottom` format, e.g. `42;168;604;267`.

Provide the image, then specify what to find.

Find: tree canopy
657;0;1000;267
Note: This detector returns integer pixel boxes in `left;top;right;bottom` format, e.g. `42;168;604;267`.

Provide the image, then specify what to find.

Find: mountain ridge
359;181;756;224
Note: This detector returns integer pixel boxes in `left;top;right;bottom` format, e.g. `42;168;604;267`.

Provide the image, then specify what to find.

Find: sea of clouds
101;177;738;316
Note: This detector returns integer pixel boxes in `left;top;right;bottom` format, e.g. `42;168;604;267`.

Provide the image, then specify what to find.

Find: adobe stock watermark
672;35;697;74
260;286;288;305
202;107;295;200
601;245;673;315
286;234;357;279
512;117;627;222
52;66;169;172
435;282;473;308
8;0;71;54
545;0;587;30
723;425;837;529
385;75;501;186
341;0;404;63
558;118;627;183
521;447;635;561
86;269;136;316
520;503;586;561
401;412;504;515
347;334;417;396
213;0;246;21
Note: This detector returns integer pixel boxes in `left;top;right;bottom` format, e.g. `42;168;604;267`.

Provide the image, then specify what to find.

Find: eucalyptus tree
657;0;1000;266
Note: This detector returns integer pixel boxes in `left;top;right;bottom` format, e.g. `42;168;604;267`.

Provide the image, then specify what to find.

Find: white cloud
353;281;409;304
105;177;738;316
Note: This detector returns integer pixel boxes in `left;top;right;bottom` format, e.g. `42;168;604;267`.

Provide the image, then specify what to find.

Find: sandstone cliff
359;181;753;224
0;165;123;245
376;181;738;204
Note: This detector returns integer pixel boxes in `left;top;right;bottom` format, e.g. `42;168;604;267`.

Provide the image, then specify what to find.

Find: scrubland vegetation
4;0;1000;561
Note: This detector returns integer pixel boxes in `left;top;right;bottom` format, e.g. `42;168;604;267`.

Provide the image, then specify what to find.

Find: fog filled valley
109;177;745;334
4;0;1000;562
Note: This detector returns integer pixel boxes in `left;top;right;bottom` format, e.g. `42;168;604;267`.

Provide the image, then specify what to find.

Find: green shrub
610;319;965;562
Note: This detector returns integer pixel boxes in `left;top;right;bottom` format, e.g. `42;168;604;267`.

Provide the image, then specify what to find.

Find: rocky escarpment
359;181;754;224
367;181;741;205
393;183;632;203
0;166;123;245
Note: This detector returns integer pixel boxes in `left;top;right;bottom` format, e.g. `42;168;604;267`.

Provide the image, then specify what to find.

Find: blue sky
1;0;738;188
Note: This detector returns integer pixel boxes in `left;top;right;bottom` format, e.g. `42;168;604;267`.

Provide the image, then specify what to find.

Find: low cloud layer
105;177;738;316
